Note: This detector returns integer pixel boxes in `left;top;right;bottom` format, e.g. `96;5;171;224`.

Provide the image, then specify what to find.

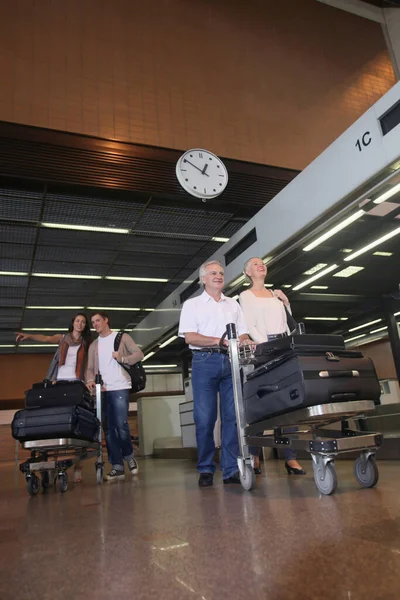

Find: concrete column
383;298;400;383
383;8;400;81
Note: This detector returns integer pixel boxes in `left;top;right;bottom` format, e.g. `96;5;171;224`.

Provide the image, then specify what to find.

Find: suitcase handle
319;370;360;378
257;384;280;397
330;392;358;401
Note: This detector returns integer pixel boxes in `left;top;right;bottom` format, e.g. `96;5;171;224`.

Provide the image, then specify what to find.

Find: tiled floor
1;458;400;600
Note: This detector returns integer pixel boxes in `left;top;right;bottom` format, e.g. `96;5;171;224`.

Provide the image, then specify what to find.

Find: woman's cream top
239;289;290;343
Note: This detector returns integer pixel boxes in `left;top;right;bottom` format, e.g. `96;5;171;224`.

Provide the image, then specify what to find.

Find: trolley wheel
240;465;256;491
313;461;337;496
58;472;68;493
41;471;51;490
27;474;40;497
354;455;379;488
96;465;104;484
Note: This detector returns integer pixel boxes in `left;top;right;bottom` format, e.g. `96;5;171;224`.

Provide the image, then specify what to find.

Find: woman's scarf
58;333;87;379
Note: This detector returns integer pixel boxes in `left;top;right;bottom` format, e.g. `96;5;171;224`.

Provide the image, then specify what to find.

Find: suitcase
243;341;381;425
25;380;93;410
253;334;345;365
12;405;99;442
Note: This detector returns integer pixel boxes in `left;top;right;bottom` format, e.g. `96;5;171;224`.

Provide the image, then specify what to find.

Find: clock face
175;148;228;199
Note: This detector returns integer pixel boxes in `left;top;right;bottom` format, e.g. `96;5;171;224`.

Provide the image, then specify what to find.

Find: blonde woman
239;257;305;475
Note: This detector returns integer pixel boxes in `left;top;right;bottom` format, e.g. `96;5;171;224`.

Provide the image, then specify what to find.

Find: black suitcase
253;334;345;365
12;405;99;442
25;380;93;410
243;341;381;425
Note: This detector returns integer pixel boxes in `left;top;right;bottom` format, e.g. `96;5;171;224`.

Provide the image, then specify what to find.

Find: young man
86;312;144;481
179;260;252;487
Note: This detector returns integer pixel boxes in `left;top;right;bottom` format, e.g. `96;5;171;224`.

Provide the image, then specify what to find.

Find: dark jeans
102;389;134;470
191;352;239;480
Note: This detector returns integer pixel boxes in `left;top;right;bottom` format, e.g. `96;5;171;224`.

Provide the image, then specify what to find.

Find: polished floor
1;457;400;600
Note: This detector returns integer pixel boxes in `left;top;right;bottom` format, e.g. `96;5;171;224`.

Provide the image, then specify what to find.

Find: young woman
16;313;93;482
239;257;305;475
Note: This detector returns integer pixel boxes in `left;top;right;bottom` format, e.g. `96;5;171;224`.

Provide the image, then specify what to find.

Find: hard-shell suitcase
12;405;99;442
243;342;381;424
25;380;93;410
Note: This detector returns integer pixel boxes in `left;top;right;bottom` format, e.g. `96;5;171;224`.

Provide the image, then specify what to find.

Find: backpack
114;331;147;393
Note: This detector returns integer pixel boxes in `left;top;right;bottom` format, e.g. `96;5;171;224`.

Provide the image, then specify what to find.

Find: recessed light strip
26;306;85;309
158;335;178;349
370;326;388;334
32;273;102;280
348;319;382;332
42;222;130;234
0;271;29;276
106;276;168;282
142;352;155;362
211;237;229;243
344;334;366;343
344;226;400;262
303;210;364;252
373;181;400;204
292;264;338;291
144;364;178;368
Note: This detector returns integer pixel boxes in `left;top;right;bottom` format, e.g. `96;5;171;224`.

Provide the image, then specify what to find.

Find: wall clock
176;148;228;201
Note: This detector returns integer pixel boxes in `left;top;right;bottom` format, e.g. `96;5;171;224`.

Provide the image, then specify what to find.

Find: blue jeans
191;352;239;480
102;389;134;470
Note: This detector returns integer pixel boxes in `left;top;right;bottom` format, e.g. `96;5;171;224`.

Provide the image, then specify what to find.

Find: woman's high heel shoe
285;462;306;475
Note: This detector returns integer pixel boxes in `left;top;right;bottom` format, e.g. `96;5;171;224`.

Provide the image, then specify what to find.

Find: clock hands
183;159;209;176
201;163;209;175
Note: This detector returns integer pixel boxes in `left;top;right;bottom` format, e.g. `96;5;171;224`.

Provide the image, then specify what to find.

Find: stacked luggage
12;380;100;442
243;334;381;425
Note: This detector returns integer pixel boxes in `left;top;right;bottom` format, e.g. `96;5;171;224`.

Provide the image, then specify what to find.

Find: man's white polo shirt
178;290;248;349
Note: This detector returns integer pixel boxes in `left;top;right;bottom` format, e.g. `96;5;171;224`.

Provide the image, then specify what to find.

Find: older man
179;260;252;487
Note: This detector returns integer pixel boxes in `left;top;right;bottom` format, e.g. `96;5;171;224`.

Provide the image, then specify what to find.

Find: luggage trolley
226;323;383;496
18;374;105;496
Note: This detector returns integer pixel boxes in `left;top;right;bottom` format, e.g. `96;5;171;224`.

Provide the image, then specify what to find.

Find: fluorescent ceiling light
105;276;168;282
42;222;130;234
0;271;29;276
0;344;15;348
212;237;229;242
158;335;178;348
230;275;245;287
304;317;340;321
373;251;393;257
21;344;59;347
292;264;338;291
395;311;400;317
349;319;382;332
22;328;68;331
87;306;141;311
303;263;327;275
333;266;364;278
26;306;85;309
232;294;239;300
373;182;400;204
341;249;353;253
263;256;273;264
370;326;388;334
144;364;178;368
282;285;292;288
310;285;328;289
344;334;366;343
142;352;155;362
303;210;364;252
264;283;274;288
32;273;102;280
344;226;400;261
